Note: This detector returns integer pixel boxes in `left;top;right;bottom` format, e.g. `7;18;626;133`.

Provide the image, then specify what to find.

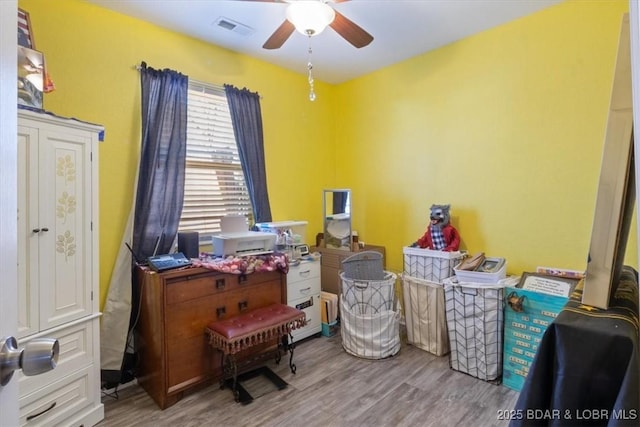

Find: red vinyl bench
205;303;306;403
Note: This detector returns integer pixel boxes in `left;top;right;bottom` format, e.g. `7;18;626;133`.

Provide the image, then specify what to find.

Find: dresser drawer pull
216;278;225;289
238;274;248;284
238;300;248;312
26;402;56;421
299;286;311;294
299;269;311;277
216;306;226;318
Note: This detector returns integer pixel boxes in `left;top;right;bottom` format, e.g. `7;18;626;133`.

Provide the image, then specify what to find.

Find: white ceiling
87;0;563;84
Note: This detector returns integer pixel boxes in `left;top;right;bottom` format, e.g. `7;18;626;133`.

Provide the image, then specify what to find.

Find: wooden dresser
136;266;286;409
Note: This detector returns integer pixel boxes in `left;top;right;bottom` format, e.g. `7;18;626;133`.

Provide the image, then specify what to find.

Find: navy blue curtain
132;62;188;258
224;84;272;223
120;63;187;383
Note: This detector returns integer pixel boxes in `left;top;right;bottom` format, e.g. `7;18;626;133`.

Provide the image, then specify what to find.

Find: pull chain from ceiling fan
307;34;316;101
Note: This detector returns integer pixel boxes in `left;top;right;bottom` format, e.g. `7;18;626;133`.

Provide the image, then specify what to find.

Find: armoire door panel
17;125;40;339
38;129;93;330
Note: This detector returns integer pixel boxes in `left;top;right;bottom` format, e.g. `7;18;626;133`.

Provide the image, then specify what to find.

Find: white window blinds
178;81;253;239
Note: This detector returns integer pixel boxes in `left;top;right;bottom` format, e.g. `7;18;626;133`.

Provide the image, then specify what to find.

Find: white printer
212;231;276;257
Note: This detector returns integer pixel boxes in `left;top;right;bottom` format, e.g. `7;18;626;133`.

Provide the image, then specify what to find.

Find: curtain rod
132;64;261;98
132;63;226;92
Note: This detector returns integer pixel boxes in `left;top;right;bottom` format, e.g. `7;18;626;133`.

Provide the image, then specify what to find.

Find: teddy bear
412;204;461;251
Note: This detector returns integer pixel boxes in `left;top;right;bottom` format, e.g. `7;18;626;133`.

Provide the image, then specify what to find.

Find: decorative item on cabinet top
255;220;310;261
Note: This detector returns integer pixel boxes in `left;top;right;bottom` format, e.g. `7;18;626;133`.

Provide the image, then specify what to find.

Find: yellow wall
20;0;337;307
20;0;636;307
335;0;635;276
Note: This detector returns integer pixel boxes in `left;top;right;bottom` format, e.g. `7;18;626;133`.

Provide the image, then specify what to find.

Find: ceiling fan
237;0;374;50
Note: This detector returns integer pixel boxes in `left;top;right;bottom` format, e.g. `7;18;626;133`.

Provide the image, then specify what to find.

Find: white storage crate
401;274;449;356
454;257;507;284
403;247;463;283
443;277;516;382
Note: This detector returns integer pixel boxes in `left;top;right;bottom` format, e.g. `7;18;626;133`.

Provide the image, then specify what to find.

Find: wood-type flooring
98;331;519;427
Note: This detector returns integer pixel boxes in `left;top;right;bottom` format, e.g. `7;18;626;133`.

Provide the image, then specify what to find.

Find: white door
0;0;19;424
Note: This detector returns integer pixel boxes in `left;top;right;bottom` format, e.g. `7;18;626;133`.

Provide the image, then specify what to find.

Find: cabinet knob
41;227;49;232
32;228;40;233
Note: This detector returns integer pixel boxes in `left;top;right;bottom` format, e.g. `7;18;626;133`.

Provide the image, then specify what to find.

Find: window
178;81;253;240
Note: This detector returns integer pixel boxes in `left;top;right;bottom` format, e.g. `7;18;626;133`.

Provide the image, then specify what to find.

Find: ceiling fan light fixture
286;1;335;36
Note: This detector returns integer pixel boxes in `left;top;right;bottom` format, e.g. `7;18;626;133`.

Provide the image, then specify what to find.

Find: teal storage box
322;321;338;337
502;273;580;391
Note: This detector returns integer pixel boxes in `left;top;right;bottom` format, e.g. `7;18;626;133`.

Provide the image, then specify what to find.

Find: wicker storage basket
341;251;385;281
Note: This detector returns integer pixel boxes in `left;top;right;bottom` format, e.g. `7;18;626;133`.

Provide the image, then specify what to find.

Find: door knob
0;336;59;386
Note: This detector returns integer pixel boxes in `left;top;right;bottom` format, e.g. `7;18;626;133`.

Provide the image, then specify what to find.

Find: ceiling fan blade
263;20;295;49
330;10;373;48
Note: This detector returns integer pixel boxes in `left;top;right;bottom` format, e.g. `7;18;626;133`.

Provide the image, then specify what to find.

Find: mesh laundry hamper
443;277;512;382
401;274;449;356
341;251;385;281
339;271;401;359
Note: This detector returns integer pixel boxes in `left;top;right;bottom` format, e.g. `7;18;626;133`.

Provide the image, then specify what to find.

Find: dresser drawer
288;276;321;301
288;261;320;284
165;279;282;339
18;318;96;397
19;365;98;426
165;269;282;305
165;271;229;304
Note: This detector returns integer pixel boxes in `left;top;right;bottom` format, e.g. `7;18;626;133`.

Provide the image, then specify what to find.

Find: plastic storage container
254;221;308;245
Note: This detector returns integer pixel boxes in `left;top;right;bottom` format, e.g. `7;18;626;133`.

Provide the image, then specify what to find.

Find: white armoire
16;108;104;426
